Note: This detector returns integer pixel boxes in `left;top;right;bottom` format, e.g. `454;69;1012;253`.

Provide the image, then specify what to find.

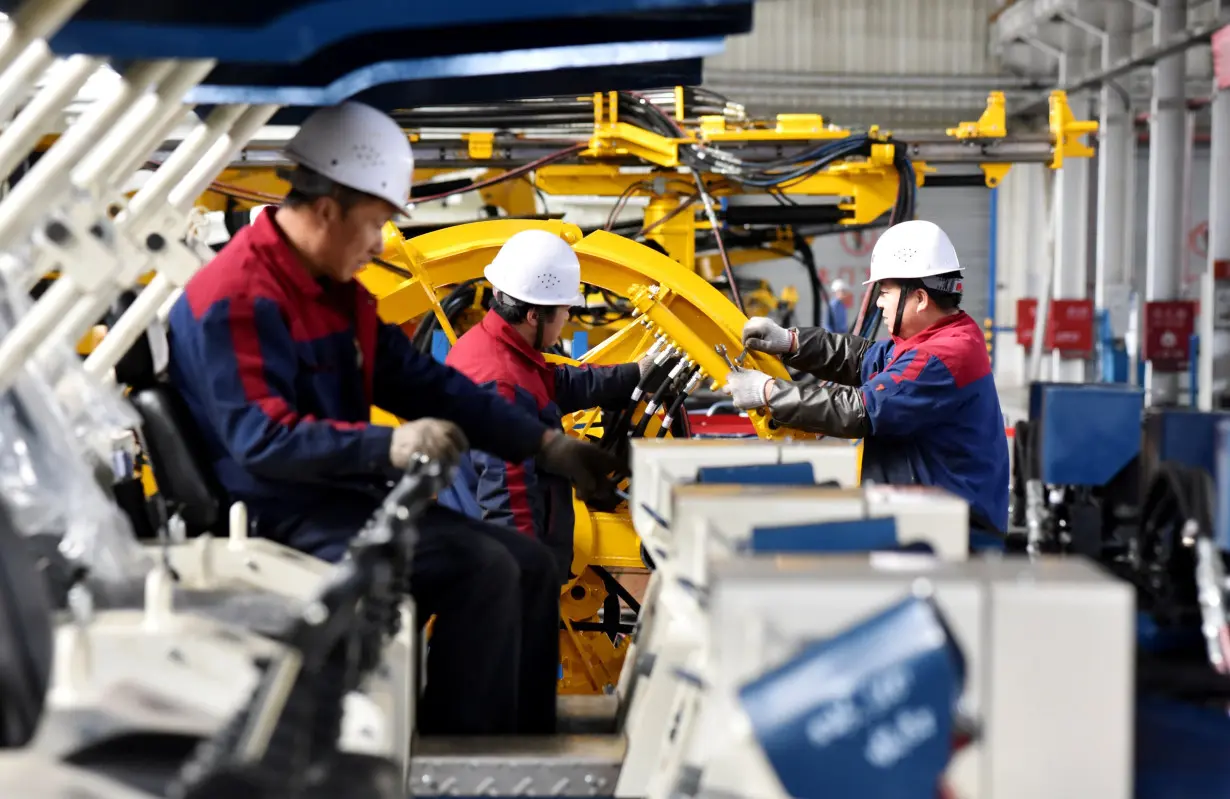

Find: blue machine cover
748;517;898;554
739;596;964;799
1032;383;1143;486
695;461;816;486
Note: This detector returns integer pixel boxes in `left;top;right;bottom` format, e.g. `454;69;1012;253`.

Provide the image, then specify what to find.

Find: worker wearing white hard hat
167;102;621;737
826;278;853;333
724;220;1009;539
443;229;660;579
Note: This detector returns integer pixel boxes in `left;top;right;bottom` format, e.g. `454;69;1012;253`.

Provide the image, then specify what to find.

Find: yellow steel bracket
946;91;1012;188
1048;90;1098;169
586;89;684;167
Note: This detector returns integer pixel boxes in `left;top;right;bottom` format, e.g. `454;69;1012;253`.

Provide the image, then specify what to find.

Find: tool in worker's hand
716;343;738;371
733;347;749;367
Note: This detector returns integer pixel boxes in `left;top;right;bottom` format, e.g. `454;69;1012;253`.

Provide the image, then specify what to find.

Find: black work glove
538;431;621;506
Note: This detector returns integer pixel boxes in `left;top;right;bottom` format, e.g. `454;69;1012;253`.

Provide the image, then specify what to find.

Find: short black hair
897;271;962;311
278;165;371;215
490;290;562;325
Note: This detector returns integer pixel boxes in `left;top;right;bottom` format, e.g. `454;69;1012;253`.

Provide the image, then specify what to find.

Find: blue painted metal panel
22;0;753;62
695;462;815;485
1032;383;1144;486
739;597;963;799
570;332;589;358
251;59;705;123
1217;421;1230;552
1142;408;1230;479
748;518;898;554
187;39;725;106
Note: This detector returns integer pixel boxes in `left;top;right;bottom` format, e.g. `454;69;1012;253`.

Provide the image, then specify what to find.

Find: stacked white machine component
619;438;969;796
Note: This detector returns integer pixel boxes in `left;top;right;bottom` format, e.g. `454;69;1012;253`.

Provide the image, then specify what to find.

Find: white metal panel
737;185;993;332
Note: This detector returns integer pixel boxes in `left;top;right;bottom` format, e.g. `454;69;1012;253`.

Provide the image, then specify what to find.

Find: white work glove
742;317;796;355
389;419;468;470
724;368;776;411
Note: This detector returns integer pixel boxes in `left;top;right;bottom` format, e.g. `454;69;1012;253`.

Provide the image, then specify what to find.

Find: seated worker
723;220;1009;534
442;230;648;580
166;101;621;737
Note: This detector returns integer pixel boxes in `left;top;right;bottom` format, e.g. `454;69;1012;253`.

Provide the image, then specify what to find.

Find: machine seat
129;385;226;537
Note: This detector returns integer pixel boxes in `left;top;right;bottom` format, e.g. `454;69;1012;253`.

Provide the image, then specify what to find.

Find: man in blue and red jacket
444;230;645;580
165;102;620;737
724;220;1009;535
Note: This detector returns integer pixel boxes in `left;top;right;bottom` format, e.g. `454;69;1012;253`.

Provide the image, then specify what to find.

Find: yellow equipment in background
68;86;1097;695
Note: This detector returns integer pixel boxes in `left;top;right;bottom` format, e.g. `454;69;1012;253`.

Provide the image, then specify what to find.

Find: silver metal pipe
1144;0;1187;406
0;60;174;248
0;40;56;125
1094;4;1133;344
0;54;99;183
0;0;87;77
70;60;214;195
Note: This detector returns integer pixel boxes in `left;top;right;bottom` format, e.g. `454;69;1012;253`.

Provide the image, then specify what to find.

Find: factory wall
991;142;1213;390
737;185;993;332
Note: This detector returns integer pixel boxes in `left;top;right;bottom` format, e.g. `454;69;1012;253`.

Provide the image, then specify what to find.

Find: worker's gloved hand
742;317;796;355
724;368;776;410
538;431;621;504
390;419;468;470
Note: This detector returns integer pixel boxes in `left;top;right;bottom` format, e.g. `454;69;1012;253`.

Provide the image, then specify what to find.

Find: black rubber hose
790;227;825;328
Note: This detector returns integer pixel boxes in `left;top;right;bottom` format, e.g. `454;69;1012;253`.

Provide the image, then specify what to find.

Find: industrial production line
0;1;1221;797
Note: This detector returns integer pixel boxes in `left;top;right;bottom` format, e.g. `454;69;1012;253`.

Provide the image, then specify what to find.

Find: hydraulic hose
600;341;674;450
631;356;692;439
657;367;703;438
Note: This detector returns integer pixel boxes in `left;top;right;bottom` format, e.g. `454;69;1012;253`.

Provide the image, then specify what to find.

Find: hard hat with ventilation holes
484;230;586;307
283;101;414;210
864;220;963;294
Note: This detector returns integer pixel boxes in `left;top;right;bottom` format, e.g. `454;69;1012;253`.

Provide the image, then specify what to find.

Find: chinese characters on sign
1143;300;1198;373
1015;299;1095;357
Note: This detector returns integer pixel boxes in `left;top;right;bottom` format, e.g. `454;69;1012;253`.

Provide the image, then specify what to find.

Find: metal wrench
716;343;750;371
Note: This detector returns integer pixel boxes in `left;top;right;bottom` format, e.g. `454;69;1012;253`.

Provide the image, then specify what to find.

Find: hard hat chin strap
534;311;546;351
894;285;908;338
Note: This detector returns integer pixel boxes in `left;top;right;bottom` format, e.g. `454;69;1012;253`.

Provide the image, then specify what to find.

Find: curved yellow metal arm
360;219;814;440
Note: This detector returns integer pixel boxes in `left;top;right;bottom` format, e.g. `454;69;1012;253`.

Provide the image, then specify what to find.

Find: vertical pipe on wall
1094;3;1133;358
989;185;999;370
1144;0;1187;406
1201;51;1230;410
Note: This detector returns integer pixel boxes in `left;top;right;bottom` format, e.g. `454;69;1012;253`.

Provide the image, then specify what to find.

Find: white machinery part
675;555;1133;799
617;483;969;797
629;438;861;540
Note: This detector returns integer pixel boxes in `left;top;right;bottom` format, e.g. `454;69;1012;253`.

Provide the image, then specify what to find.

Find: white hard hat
484;230;586;307
283;101;413;210
830;279;848;293
864;220;963;293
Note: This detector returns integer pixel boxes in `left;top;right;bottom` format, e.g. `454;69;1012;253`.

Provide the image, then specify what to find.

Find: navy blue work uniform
166;207;560;735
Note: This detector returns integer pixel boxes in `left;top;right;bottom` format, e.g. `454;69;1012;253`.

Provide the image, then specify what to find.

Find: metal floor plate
409;734;626;797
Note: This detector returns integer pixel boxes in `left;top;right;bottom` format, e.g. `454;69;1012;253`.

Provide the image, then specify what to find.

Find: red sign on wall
1016;298;1095;356
1143;300;1198;372
1214;25;1230;91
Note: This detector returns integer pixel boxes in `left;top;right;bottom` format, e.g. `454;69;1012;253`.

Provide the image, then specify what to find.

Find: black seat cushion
130;386;225;536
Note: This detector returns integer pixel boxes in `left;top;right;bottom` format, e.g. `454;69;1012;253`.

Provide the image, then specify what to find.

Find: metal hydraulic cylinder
1144;0;1188;405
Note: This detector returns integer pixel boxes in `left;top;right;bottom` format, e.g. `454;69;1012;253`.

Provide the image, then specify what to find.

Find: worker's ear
913;287;931;312
313;194;342;225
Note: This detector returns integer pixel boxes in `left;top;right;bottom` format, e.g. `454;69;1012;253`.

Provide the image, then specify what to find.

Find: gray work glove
724;368;776;410
390;419;468;469
538;431;621;504
742;317;796;355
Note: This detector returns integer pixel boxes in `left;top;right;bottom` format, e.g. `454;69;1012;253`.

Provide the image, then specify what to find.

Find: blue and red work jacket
443;310;639;577
165;208;549;543
858;312;1009;532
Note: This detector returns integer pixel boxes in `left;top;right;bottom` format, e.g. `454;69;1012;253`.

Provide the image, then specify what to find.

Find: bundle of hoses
599;341;697;478
168;460;445;799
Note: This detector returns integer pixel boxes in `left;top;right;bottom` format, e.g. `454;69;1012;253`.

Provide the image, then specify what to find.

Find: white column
1094;3;1134;346
1201;46;1230;409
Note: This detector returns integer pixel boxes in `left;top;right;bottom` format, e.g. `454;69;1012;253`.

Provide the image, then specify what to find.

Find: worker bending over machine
724;220;1010;535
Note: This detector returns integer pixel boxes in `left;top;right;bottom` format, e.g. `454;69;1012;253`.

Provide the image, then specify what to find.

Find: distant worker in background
723;220;1009;535
826;278;852;333
166;101;621;737
443;230;651;581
